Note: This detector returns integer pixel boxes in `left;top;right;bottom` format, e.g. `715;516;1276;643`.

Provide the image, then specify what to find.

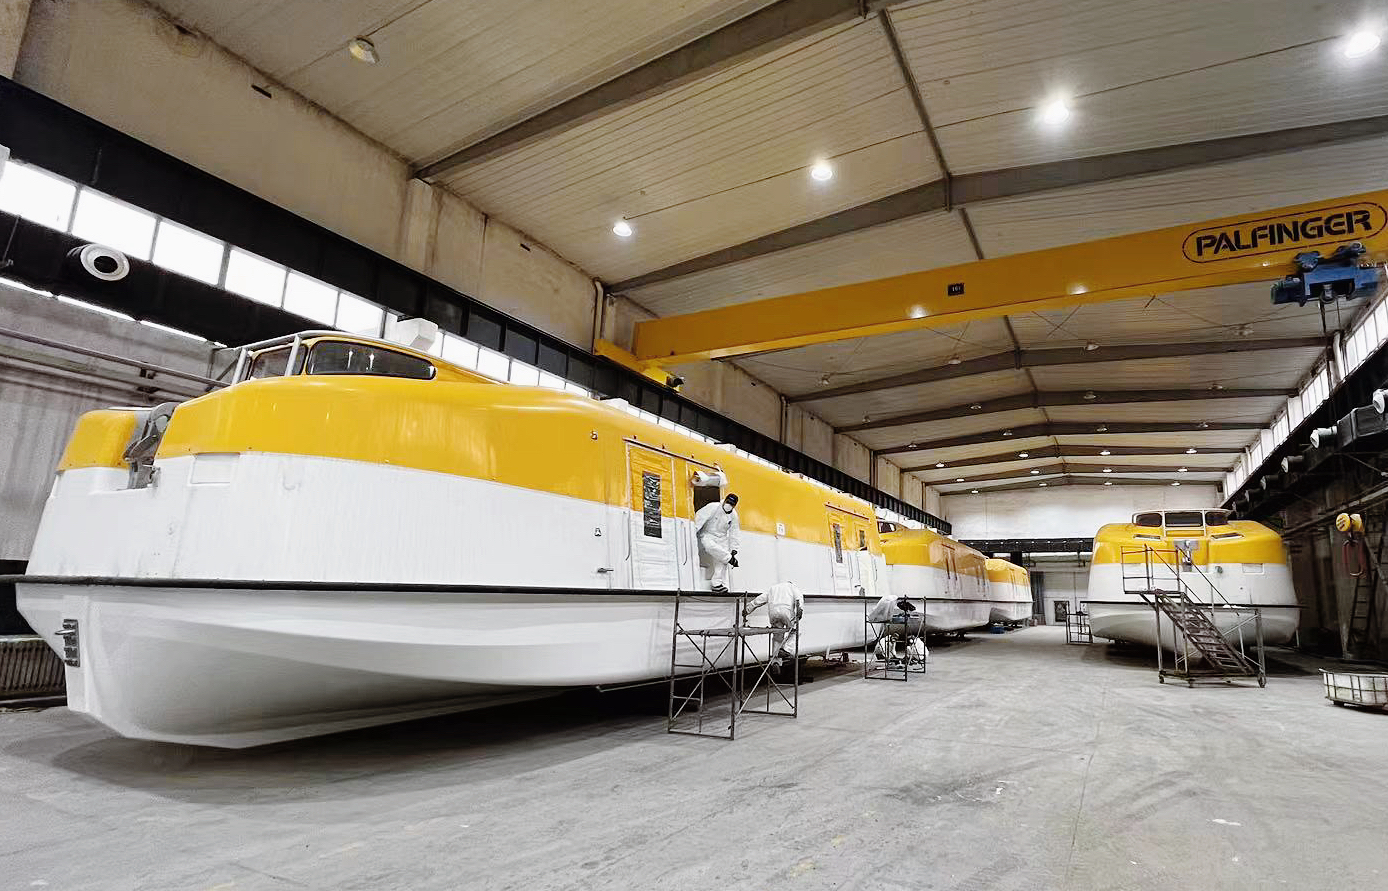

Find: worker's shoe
777;648;794;661
711;584;729;593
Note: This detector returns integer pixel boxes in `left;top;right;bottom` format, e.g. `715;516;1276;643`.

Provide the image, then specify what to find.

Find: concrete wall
874;458;901;499
14;0;599;348
1031;561;1090;626
941;484;1221;541
0;282;218;559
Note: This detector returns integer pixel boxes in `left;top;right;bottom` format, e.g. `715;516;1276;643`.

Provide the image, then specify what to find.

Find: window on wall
70;190;158;260
0;161;77;230
283;272;338;325
224;248;287;306
151;219;224;285
335;292;384;335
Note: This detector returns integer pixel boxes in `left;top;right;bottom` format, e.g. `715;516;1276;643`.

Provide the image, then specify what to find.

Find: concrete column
395;178;439;273
0;0;32;77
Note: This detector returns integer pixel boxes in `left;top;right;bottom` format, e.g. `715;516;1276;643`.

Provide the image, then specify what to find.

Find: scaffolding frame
667;591;799;740
1066;600;1093;644
863;594;928;682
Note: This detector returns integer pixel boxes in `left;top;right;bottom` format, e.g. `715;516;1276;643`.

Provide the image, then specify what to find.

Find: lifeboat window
246;345;302;379
305;340;436;380
1134;512;1163;527
1204;510;1232;526
878;520;899;534
831;523;844;563
858;529;867;549
1164;511;1205;527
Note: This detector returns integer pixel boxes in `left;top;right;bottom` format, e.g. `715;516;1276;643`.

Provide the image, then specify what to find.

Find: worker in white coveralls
745;581;804;667
694;493;741;592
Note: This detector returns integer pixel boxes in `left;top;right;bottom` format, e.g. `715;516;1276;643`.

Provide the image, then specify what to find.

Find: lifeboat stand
667;592;799;740
863;594;928;682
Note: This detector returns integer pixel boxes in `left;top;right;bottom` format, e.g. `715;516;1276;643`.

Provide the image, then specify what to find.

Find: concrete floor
2;626;1387;891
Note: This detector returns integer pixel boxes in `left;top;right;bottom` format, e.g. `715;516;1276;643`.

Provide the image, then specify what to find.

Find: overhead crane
600;189;1388;371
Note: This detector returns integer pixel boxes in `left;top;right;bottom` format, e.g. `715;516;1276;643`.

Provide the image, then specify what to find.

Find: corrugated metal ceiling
445;18;934;282
892;0;1388;172
1027;349;1324;391
801;369;1030;426
154;0;779;163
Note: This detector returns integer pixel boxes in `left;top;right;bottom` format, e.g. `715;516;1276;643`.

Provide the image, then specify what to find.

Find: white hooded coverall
747;581;803;658
694;500;741;589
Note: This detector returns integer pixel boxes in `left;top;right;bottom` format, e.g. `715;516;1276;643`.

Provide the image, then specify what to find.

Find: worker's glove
728;555;739;568
795;607;803;621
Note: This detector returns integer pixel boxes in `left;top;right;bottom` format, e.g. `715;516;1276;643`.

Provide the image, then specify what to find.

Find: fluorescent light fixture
1039;98;1071;125
1039;482;1048;487
935;462;945;468
809;161;834;181
1018;452;1029;458
1345;30;1381;58
1099;449;1111;456
971;489;979;494
612;220;633;237
1186;448;1197;454
956;478;965;482
1030;469;1040;474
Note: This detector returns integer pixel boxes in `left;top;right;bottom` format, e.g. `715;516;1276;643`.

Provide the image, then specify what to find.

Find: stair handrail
1123;544;1262;669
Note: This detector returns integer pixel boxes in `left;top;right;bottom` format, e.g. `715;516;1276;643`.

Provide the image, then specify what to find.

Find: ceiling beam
838;387;1294;433
941;476;1211;494
611;114;1388;292
413;0;903;179
933;463;1221;486
880;421;1263;457
791;337;1326;403
894;443;1241;472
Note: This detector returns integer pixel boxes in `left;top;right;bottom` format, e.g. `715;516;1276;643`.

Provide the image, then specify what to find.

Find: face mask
723;503;733;513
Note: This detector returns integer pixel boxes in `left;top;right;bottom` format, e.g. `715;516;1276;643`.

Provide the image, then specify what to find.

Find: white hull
1085;562;1299;650
18;582;871;748
988;602;1032;624
924;600;993;632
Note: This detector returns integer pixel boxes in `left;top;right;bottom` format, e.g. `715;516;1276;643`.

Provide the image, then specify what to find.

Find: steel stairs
1122;546;1267;687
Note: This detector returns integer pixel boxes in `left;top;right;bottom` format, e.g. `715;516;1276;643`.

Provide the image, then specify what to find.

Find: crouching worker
745;581;804;668
694;493;741;592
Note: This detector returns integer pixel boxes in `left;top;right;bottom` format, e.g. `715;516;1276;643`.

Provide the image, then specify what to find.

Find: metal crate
0;635;66;700
1321;669;1388;710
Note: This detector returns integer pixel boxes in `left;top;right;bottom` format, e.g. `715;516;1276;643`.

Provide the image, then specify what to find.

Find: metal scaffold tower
863;594;928;682
1066;601;1093;644
667;591;798;740
1122;545;1266;687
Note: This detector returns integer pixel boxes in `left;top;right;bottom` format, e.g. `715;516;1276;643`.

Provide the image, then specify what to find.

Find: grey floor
2;626;1387;891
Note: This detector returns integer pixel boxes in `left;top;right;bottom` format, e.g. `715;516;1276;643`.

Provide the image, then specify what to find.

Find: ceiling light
1039;98;1071;125
956;477;965;482
1210;382;1225;391
1018;452;1029;458
1198;421;1209;429
1172;481;1181;487
908;442;918;449
1186;448;1197;454
1102;467;1112;473
936;462;945;468
1099;449;1111;456
971;489;979;494
1039;482;1048;487
1003;430;1013;436
909;305;928;319
948;357;962;366
1096;425;1108;432
820;374;830;386
1235;324;1253;337
1030;469;1040;474
1103;480;1113;486
1085;341;1099;351
1083;390;1097;400
1178;467;1188;472
1344;30;1382;58
809;161;834;181
970;402;983;410
612;220;633;237
348;37;379;64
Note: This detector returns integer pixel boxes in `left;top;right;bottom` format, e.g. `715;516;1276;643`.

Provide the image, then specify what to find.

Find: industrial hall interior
5;1;1388;888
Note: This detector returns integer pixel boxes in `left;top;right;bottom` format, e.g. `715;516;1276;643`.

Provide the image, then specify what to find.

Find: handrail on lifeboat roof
231;330;414;383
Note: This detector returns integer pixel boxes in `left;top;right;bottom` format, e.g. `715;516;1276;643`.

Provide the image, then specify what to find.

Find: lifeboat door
626;444;679;590
825;508;853;595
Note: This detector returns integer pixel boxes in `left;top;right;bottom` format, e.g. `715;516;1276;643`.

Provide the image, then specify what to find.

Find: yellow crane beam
618;189;1388;366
